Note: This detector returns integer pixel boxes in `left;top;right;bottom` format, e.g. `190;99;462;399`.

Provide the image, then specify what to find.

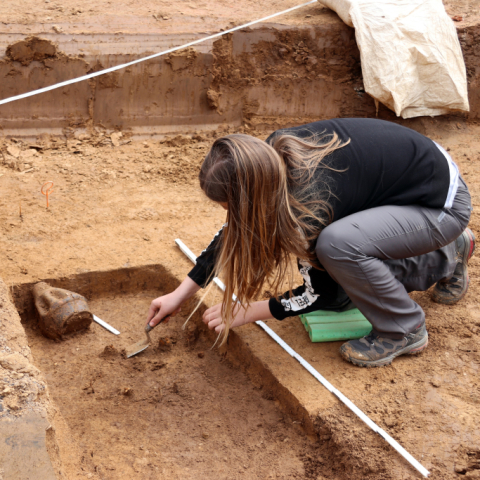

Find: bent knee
315;224;345;265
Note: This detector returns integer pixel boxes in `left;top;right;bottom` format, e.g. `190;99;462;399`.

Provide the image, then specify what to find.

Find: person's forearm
174;276;201;303
243;300;272;324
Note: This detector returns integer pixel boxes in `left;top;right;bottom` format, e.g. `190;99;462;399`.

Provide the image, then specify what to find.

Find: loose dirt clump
99;344;119;357
6;37;58;67
165;47;198;72
157;336;176;352
454;445;480;475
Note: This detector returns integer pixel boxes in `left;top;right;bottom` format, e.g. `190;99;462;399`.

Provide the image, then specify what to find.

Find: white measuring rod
93;315;120;335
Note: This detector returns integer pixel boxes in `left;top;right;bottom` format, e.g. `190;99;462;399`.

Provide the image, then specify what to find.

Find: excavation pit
12;266;324;479
1;1;480;478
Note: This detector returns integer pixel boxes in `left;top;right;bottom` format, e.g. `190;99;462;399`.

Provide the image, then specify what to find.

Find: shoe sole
341;334;428;368
432;227;475;305
432;275;470;305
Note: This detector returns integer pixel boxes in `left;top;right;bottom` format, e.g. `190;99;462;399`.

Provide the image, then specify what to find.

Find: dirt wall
461;24;480;117
0;277;62;479
0;21;479;138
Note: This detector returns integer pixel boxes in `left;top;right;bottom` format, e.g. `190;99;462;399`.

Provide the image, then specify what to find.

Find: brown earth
1;1;480;479
1;0;480;138
21;291;323;480
1;0;479;30
0;118;479;479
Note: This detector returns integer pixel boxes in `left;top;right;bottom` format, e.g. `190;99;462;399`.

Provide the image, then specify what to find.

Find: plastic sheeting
321;0;470;118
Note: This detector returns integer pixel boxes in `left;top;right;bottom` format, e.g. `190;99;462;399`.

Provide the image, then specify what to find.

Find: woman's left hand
202;303;248;333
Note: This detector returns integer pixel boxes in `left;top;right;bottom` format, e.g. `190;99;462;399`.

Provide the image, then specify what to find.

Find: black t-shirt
266;118;449;222
188;118;451;320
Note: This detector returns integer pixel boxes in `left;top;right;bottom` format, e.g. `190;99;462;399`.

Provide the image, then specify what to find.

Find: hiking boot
432;228;475;305
339;323;428;368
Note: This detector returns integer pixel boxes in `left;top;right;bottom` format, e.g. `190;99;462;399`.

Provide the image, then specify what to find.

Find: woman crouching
146;118;474;368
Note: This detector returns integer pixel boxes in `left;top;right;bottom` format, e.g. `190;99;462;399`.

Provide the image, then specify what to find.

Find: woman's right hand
146;276;201;328
146;292;183;328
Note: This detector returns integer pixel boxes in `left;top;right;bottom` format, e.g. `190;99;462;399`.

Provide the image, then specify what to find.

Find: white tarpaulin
320;0;470;118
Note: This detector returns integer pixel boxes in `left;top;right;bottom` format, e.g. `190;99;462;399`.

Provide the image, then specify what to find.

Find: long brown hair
199;131;349;343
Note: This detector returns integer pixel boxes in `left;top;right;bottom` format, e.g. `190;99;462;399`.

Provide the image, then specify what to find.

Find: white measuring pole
0;0;317;106
93;315;120;335
175;238;430;478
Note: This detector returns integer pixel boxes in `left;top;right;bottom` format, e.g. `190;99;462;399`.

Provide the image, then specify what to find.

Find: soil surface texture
23;291;321;480
0;118;479;479
1;0;479;32
1;1;480;477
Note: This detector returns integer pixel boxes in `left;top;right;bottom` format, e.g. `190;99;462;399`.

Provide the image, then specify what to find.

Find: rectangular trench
10;264;337;480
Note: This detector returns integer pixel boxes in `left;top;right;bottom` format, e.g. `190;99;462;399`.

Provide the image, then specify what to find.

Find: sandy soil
0;0;334;39
1;1;480;478
1;0;479;33
1;118;480;479
22;291;325;480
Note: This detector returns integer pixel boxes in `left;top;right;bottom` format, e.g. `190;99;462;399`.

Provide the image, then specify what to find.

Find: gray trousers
315;178;472;338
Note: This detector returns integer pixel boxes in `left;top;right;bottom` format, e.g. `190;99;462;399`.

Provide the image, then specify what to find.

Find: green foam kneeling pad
299;308;372;343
